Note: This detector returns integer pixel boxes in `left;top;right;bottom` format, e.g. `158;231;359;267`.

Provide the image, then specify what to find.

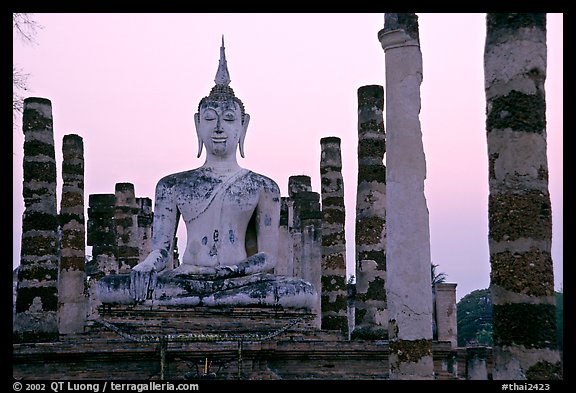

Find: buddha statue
97;38;317;310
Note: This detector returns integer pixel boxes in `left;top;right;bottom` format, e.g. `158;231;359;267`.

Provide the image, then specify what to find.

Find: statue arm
252;180;281;271
131;178;178;301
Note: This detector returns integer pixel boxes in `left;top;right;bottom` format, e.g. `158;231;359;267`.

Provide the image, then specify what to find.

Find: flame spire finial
214;35;231;86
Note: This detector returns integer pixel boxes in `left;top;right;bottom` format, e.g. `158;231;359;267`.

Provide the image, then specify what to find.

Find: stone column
319;137;347;332
288;175;312;197
298;192;322;286
58;134;87;334
86;193;115;321
87;194;117;276
136;197;153;261
288;175;312;279
14;97;59;342
484;13;562;380
378;13;434;379
114;182;141;273
434;283;457;348
353;84;388;340
276;197;292;276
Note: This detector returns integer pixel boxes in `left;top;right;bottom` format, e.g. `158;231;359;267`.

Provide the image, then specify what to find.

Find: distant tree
457;288;563;349
431;263;447;339
13;13;41;117
13;13;41;42
456;288;493;347
556;290;563;350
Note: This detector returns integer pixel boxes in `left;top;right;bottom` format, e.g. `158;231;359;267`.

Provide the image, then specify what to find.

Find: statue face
196;100;244;158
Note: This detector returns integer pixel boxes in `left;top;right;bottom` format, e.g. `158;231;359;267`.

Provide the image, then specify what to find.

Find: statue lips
211;136;227;151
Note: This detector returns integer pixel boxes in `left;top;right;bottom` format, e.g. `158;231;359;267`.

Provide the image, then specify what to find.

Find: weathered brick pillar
434;283;457;348
293;179;322;324
86;193;115;320
136;197;153;261
87;194;117;276
289;175;312;197
288;175;312;279
297;192;322;287
378;13;434;379
114;183;141;273
353;84;388;340
58;134;87;334
484;13;562;380
320;137;347;332
14;97;59;342
276;197;293;276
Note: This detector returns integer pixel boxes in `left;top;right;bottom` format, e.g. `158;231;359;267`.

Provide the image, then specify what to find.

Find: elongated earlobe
197;137;204;158
194;113;204;158
239;113;250;158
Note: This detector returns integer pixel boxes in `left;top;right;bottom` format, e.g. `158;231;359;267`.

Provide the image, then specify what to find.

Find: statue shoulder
156;169;203;187
246;171;280;194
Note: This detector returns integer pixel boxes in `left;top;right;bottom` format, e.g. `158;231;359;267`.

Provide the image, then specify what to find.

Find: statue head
195;37;250;159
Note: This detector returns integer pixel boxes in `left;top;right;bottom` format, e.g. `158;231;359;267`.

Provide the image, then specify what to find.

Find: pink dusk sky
12;13;563;301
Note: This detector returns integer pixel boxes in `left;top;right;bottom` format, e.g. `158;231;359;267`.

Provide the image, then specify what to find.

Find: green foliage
457;288;563;349
556;290;563;350
457;288;492;347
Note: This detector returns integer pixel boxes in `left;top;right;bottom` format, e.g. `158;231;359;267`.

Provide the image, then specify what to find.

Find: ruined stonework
434;283;457;348
466;346;489;380
289;176;321;286
58;134;87;334
319;137;348;332
136;197;153;262
353;85;388;340
484;13;562;380
278;175;322;324
114;183;142;273
14;97;59;342
378;13;434;379
87;194;117;276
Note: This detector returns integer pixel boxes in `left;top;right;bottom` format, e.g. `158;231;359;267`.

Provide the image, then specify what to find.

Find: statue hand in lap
130;249;165;302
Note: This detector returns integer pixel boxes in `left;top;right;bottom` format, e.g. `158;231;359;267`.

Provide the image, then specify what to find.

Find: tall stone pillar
319;137;347;332
434;283;457;348
114;183;141;273
14;97;59;341
378;13;434;379
58;134;87;334
353;84;387;339
484;13;562;380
